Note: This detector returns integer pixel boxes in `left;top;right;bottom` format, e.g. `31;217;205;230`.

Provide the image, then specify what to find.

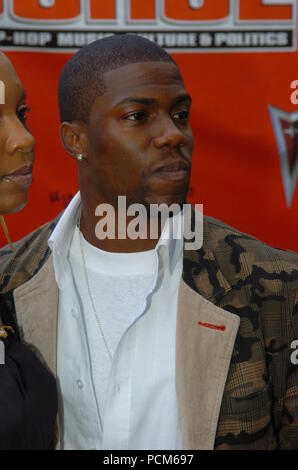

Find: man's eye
125;111;147;121
173;110;189;121
17;105;31;122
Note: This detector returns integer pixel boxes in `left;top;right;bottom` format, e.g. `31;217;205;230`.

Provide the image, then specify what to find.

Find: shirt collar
155;209;184;273
48;191;81;287
48;191;183;286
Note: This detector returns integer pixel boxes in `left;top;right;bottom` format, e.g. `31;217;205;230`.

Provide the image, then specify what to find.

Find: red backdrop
0;0;297;252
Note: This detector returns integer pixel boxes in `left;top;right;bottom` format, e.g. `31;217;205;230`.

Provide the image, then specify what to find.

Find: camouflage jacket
0;211;297;450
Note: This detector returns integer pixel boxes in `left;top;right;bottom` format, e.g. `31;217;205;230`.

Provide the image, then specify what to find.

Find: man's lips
1;165;33;187
152;160;189;181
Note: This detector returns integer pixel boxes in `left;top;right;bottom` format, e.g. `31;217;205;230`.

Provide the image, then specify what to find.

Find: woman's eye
125;111;147;121
173;110;189;121
17;105;31;122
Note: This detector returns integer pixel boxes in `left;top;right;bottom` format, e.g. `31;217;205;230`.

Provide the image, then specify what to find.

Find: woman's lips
2;166;33;187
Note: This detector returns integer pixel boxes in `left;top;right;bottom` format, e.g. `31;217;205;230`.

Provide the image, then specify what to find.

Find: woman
0;52;58;450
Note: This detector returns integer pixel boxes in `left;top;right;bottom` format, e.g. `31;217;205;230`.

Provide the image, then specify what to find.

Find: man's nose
5;117;35;155
153;116;188;150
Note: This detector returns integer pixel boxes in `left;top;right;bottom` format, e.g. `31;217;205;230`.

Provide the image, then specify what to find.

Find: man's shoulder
0;213;62;293
202;214;298;289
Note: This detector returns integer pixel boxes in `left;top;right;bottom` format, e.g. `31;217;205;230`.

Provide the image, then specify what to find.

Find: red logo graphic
268;105;298;207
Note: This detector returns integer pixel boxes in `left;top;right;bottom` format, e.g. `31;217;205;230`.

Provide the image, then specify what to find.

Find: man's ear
60;121;88;160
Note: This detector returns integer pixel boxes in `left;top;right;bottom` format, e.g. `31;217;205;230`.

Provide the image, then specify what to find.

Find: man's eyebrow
114;93;192;108
115;97;156;107
173;94;192;106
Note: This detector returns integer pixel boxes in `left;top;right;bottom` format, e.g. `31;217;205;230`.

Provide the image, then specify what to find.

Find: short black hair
58;34;177;124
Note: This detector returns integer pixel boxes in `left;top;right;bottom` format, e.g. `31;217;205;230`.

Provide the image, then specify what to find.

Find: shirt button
72;307;79;318
76;379;84;389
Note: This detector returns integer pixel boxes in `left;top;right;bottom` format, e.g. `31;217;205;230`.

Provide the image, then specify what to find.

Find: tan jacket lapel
13;254;58;375
176;279;240;450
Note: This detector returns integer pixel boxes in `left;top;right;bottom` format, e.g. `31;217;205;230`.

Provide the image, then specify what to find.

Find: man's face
81;61;194;208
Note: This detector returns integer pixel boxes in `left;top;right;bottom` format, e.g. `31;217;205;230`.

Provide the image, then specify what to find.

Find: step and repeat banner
0;0;297;251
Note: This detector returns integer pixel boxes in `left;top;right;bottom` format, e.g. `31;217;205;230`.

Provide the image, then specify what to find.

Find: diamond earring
76;153;85;162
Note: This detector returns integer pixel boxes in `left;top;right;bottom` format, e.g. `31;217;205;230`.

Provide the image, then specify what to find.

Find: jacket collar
182;212;232;303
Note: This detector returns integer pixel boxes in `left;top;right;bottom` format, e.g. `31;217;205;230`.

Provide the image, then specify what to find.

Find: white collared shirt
48;192;184;450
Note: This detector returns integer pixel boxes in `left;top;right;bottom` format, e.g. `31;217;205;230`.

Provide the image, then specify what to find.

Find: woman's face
0;53;35;214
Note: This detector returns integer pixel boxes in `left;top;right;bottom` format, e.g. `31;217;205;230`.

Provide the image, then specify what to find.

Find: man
0;34;297;450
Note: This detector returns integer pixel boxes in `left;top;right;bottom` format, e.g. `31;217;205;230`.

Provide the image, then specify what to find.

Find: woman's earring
75;153;86;162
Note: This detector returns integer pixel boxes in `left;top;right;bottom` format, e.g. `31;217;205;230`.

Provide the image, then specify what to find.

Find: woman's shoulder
0;213;62;295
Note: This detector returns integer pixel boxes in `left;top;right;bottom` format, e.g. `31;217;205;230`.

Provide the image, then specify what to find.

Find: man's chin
143;193;187;209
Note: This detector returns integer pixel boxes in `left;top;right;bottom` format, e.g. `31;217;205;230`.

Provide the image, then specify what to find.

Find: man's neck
79;203;162;253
